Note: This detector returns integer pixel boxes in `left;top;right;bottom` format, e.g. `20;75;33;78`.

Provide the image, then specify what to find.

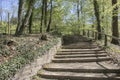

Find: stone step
43;63;120;73
36;78;55;80
54;54;107;58
43;67;120;73
60;48;103;52
52;57;112;63
62;46;98;49
56;51;106;55
38;70;120;80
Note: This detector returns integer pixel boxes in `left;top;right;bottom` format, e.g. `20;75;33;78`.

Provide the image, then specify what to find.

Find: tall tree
101;0;105;32
15;0;35;36
40;0;45;33
46;0;53;32
44;0;48;28
111;0;119;44
15;0;24;35
28;8;34;34
77;0;80;22
93;0;102;40
80;0;85;35
0;8;2;29
76;0;80;34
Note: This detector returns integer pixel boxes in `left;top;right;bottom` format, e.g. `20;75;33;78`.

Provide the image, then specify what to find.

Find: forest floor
0;34;53;64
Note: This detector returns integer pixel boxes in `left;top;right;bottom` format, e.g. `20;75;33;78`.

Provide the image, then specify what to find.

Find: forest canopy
0;0;120;44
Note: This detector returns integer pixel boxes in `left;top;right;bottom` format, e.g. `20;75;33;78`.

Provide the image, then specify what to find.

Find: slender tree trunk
44;0;47;28
29;8;34;34
15;0;24;35
40;0;45;33
46;0;53;32
15;0;35;36
8;13;10;34
0;15;3;26
83;14;86;36
0;15;2;22
111;0;119;44
93;0;102;40
77;0;80;34
92;25;95;37
102;0;105;32
77;0;80;22
80;0;85;35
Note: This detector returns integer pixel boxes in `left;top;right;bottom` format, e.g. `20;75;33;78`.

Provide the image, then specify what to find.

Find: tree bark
93;0;102;40
101;0;105;32
77;0;80;22
29;8;34;34
8;13;10;34
0;9;3;32
15;0;24;35
76;0;80;34
15;0;35;36
40;0;45;33
111;0;119;44
1;15;2;28
46;0;52;32
44;0;48;28
80;0;85;35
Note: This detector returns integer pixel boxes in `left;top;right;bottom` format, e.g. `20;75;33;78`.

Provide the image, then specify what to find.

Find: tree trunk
44;0;48;28
80;0;85;35
15;0;35;36
77;0;80;22
29;8;34;34
1;15;2;30
8;13;10;34
111;0;119;45
76;0;80;34
15;0;24;35
40;0;45;33
46;0;52;32
102;0;105;33
93;0;102;40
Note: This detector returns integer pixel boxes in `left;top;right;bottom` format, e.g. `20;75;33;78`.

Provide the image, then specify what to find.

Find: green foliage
0;44;11;57
0;38;59;80
31;75;40;80
0;22;16;34
1;0;120;35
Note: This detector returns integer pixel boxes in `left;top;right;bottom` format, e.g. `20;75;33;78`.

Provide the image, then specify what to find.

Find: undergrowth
0;38;59;80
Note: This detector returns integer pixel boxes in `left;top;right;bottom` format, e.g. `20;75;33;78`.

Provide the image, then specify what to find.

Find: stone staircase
35;41;120;80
